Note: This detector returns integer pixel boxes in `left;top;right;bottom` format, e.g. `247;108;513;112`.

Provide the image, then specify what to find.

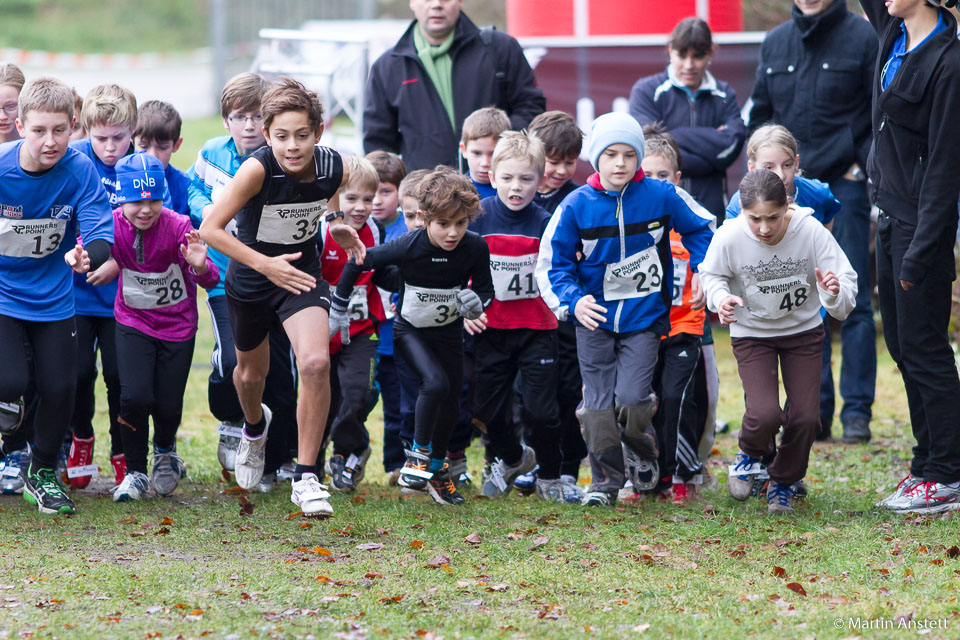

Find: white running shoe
112;470;149;502
235;404;272;490
291;472;333;518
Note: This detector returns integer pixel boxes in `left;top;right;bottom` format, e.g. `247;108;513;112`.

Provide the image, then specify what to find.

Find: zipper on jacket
613;184;628;332
879;114;887;132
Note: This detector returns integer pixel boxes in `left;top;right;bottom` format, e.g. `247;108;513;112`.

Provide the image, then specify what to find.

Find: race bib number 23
602;246;663;301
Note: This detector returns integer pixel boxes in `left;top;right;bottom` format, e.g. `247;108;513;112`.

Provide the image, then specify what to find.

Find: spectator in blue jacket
629;17;746;223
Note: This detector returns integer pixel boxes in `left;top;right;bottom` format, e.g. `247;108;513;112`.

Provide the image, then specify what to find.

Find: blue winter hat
587;112;645;171
115;152;166;203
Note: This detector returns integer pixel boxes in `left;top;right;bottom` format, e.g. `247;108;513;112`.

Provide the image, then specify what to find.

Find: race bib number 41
490;253;539;302
256;199;328;245
602;246;663;301
122;264;187;310
400;284;461;328
0;217;67;258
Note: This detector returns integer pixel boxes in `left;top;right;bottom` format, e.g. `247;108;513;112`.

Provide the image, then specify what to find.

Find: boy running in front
200;77;365;518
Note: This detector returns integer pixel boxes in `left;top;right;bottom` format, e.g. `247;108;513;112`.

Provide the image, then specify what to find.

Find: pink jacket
111;207;219;341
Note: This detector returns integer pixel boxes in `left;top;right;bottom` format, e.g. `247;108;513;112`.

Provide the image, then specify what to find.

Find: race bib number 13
0;218;67;259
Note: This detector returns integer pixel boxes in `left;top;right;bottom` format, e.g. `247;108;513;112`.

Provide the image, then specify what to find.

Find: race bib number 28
0;218;67;259
122;264;187;310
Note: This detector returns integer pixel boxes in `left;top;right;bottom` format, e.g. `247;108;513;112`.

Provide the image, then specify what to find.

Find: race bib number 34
256;199;327;245
603;246;663;301
490;253;539;301
0;218;67;258
122;264;187;310
400;284;460;328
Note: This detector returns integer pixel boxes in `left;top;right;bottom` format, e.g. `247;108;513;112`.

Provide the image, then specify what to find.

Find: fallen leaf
530;535;549;551
356;543;382;551
286;511;303;520
117;517;137;525
409;540;424;549
299;522;312;529
786;583;807;596
507;532;522;541
947;546;960;559
425;554;451;568
364;572;383;579
376;527;389;536
153;528;170;536
221;469;231;482
484;583;508;592
930;559;944;566
772;567;786;578
464;533;482;545
378;595;403;604
160;517;175;525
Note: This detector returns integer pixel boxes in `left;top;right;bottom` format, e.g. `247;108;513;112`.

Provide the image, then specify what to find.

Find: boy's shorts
226;279;331;352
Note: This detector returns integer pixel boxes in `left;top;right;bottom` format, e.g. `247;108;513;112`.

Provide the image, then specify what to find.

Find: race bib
347;285;369;322
400;284;461;328
744;275;810;320
602;246;663;301
255;199;327;245
671;258;689;306
377;287;396;321
490;253;539;302
0;218;67;258
122;264;187;310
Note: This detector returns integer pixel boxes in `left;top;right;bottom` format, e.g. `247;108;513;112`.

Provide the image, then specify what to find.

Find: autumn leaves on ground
2;326;959;640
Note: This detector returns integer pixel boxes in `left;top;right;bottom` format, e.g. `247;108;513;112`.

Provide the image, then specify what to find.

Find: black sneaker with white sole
427;465;465;505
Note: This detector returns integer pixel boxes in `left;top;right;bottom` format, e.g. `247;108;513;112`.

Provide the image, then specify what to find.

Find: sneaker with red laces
886;480;960;514
671;482;699;506
66;435;95;489
875;473;923;509
110;453;127;487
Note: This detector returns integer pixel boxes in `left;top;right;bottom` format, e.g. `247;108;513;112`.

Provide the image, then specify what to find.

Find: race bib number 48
0;218;67;258
400;284;461;328
255;199;328;245
745;275;810;320
490;253;539;301
122;264;187;310
602;246;663;301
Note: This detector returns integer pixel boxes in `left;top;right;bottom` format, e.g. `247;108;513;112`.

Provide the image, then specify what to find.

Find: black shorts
226;279;331;352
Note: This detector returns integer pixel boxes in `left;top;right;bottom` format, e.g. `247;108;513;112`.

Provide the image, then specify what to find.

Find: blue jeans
820;178;876;425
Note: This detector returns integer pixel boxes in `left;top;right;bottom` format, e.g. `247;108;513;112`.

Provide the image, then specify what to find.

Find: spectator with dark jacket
628;17;746;222
363;0;545;171
748;0;878;444
863;0;960;515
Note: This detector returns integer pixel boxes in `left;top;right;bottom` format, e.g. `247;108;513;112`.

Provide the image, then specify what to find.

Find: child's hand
463;313;488;335
815;268;839;295
718;295;743;325
86;258;119;285
261;253;316;294
574;295;608;331
181;230;210;273
330;223;366;265
64;244;90;274
689;273;706;310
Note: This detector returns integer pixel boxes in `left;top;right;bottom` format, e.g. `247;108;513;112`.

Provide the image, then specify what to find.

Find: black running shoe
398;448;432;491
23;466;76;515
427;466;465;505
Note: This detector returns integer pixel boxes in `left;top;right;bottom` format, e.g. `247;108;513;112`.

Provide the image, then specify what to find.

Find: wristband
330;292;350;309
324;210;344;223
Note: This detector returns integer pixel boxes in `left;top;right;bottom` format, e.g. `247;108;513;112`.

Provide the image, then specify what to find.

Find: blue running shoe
514;464;538;495
0;446;29;494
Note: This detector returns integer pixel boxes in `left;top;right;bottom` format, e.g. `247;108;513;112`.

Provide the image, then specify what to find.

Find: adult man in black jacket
363;0;545;171
748;0;878;444
862;0;960;514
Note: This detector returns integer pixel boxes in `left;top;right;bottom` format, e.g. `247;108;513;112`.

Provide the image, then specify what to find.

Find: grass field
2;296;958;639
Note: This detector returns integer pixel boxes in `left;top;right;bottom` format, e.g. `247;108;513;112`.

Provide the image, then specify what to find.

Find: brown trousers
731;327;824;485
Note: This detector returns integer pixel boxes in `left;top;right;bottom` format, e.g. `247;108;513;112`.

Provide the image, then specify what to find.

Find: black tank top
226;145;343;300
